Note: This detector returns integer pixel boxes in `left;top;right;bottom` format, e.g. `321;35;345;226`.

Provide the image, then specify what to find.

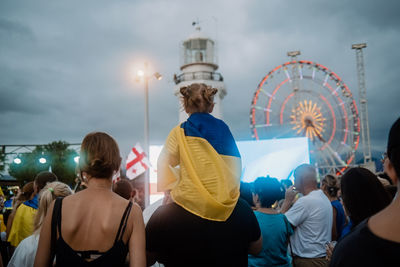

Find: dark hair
253;176;285;208
19;182;35;201
239;182;254;207
34;171;58;191
321;174;339;197
387;117;400;179
377;172;393;185
384;185;398;200
79;132;121;179
341;167;391;227
112;179;133;200
180;83;217;114
390;149;400;181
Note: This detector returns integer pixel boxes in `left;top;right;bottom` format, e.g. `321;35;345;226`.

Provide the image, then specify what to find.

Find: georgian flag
126;143;151;180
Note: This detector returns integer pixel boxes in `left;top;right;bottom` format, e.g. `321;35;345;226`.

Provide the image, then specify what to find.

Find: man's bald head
294;164;318;195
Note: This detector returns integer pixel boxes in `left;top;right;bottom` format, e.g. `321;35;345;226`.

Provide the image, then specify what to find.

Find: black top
146;198;261;267
54;198;133;267
330;219;400;267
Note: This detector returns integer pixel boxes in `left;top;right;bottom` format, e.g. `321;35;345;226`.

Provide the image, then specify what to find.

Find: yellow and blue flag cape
8;195;38;247
158;113;241;221
0;214;6;233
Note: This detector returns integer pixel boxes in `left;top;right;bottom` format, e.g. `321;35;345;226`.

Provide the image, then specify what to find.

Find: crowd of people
0;83;398;266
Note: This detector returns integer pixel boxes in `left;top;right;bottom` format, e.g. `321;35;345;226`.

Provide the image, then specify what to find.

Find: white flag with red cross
126;143;151;180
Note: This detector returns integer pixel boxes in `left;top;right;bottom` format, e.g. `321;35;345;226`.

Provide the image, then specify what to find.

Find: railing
174;71;224;84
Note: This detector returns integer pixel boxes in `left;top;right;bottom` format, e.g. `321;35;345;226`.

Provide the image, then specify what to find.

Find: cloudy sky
1;0;399;160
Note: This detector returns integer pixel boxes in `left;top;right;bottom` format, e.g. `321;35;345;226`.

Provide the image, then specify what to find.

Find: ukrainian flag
158;113;241;221
8;195;38;247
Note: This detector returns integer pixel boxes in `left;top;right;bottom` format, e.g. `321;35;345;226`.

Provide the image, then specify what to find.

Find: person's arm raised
129;203;146;267
280;186;297;213
34;201;54;267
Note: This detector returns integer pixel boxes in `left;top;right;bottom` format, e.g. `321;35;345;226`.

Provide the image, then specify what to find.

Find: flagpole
144;62;150;208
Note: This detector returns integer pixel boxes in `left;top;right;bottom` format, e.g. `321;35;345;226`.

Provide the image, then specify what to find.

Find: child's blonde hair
180;83;218;114
33;181;73;234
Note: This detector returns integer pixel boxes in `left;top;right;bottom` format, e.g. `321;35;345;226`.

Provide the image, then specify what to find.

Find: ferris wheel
250;56;360;175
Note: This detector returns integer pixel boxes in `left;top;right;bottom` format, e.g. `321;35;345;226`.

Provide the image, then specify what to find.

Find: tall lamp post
136;62;162;208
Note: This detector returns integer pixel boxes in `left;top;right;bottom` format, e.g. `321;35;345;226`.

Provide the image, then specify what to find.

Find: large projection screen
236;137;310;183
148;137;310;203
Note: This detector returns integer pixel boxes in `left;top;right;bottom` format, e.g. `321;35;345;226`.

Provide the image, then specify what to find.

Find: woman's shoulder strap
114;201;133;244
51;197;63;237
50;197;64;263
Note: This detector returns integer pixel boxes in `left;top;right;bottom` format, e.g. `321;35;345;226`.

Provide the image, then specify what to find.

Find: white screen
149;137;310;203
237;137;310;183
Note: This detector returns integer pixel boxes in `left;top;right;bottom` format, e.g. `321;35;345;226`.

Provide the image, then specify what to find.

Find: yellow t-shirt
7;203;37;247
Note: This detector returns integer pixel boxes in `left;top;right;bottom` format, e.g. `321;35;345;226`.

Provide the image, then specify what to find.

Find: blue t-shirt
331;200;346;239
341;220;353;239
248;212;293;267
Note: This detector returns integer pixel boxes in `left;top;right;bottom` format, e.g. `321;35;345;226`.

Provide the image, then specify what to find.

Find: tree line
1;141;79;186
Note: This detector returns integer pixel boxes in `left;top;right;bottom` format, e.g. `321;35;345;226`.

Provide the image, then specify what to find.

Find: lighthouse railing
174;71;224;84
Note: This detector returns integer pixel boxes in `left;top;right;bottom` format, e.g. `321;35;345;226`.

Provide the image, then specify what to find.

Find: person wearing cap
8;171;57;247
330;117;400;266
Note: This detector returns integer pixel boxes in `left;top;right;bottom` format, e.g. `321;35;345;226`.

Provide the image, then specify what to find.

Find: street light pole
143;62;150;208
136;62;162;208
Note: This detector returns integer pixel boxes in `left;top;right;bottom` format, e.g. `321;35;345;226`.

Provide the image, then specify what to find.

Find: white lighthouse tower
174;25;226;122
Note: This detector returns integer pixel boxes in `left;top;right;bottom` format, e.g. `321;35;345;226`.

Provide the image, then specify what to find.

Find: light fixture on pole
136;62;162;208
38;150;48;166
38;153;47;164
13;156;22;164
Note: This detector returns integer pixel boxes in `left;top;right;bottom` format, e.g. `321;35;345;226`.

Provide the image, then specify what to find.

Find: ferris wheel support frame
352;43;372;165
287;51;301;122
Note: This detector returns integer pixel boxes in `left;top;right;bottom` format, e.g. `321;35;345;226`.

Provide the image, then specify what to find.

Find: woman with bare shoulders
34;132;146;267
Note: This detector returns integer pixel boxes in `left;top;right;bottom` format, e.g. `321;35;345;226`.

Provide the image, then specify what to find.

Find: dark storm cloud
0;70;46;114
0;18;34;40
0;0;399;161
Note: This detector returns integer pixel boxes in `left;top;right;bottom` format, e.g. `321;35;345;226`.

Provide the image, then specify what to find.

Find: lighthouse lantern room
174;25;227;122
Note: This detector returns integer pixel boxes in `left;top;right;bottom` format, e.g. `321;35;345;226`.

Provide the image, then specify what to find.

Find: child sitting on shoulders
157;83;241;221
